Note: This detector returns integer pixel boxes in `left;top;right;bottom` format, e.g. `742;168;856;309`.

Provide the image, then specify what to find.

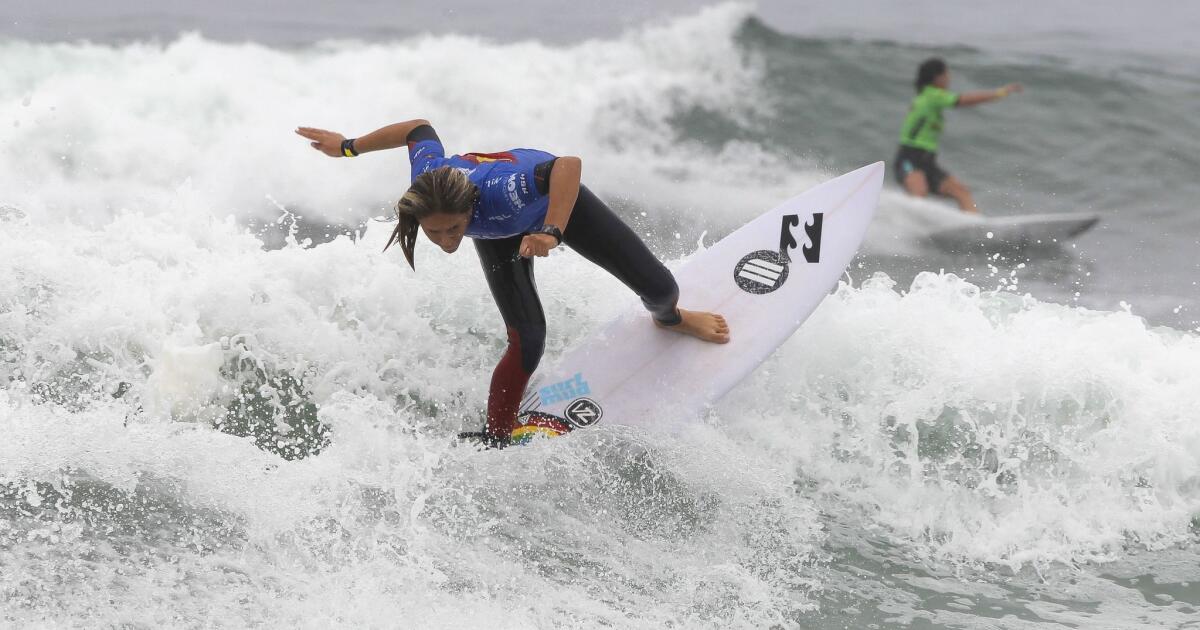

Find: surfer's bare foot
657;309;730;344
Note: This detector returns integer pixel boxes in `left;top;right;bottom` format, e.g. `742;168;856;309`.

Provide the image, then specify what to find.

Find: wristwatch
532;224;563;245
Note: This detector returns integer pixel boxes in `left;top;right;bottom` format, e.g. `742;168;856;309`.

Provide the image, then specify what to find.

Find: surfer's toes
707;315;730;343
663;309;731;344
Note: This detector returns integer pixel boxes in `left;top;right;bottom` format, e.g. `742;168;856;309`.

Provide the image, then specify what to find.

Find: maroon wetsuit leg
485;326;531;438
472;185;679;440
475;235;547;440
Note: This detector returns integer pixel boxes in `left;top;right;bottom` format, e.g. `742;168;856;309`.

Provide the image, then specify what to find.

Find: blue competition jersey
408;137;556;239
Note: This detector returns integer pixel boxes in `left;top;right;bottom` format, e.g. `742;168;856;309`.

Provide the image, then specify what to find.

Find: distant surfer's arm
519;156;581;257
294;119;432;157
957;83;1023;107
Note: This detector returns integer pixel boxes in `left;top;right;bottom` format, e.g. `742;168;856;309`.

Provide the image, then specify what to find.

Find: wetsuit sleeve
475;149;558;217
533;158;558;196
407;125;445;177
407;124;440;144
514;149;557;198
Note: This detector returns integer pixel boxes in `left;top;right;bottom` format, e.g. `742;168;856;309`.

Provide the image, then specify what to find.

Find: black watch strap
536;224;562;245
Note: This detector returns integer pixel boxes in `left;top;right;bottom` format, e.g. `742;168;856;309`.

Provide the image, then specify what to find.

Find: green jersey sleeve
898;86;961;152
927;86;959;108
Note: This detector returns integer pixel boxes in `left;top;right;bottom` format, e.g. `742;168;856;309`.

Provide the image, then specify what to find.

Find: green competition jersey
898;86;960;152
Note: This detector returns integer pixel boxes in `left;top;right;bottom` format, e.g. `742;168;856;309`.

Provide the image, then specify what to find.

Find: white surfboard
510;162;884;442
929;211;1099;251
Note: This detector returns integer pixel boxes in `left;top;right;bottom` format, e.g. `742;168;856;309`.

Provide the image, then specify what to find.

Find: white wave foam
2;192;1198;624
2;5;1199;625
4;195;1198;565
720;271;1200;567
0;3;823;234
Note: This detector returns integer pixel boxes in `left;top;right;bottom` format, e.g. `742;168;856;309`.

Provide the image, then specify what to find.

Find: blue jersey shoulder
407;140;556;239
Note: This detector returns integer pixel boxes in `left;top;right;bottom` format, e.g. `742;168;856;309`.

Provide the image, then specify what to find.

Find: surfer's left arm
520;156;582;257
295;119;432;157
957;83;1024;107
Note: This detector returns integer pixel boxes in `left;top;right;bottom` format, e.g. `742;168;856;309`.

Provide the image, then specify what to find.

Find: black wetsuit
405;125;680;439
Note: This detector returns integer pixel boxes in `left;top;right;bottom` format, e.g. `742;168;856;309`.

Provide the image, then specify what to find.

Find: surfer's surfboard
929;212;1099;251
510;162;884;442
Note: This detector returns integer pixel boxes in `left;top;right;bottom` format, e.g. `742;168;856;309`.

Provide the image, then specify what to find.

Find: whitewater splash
0;4;816;233
3;198;1199;625
3;3;1200;626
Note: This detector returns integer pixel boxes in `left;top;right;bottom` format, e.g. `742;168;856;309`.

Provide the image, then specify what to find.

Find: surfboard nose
862;161;886;184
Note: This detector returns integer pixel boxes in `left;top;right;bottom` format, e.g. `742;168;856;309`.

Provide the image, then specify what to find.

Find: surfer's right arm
956;83;1023;107
294;119;432;157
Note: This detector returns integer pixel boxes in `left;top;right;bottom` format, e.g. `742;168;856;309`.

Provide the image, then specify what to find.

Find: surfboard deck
506;162;884;443
929;212;1099;252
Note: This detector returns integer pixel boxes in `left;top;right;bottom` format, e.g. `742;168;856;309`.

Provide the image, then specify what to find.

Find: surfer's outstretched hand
295;127;347;157
659;309;730;344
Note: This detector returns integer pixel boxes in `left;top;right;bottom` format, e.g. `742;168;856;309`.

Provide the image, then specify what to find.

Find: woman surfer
296;120;729;446
895;57;1024;212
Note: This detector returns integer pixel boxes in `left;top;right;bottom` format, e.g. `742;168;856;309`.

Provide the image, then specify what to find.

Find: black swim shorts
894;145;950;192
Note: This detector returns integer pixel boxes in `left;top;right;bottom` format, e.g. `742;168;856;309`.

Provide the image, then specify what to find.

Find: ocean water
1;2;1199;628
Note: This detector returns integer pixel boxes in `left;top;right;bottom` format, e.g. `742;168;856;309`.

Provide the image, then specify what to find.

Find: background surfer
296;120;729;444
894;57;1024;213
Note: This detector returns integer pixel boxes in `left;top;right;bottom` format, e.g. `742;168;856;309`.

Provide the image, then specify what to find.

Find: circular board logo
564;398;603;427
733;250;790;294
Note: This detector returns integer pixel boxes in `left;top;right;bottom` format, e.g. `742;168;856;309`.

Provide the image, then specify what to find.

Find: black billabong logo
564;398;603;427
734;213;823;295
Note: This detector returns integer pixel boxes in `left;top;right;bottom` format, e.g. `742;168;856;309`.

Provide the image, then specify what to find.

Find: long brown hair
384;166;477;270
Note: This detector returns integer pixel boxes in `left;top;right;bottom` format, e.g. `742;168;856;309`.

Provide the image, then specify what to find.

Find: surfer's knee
904;172;929;196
